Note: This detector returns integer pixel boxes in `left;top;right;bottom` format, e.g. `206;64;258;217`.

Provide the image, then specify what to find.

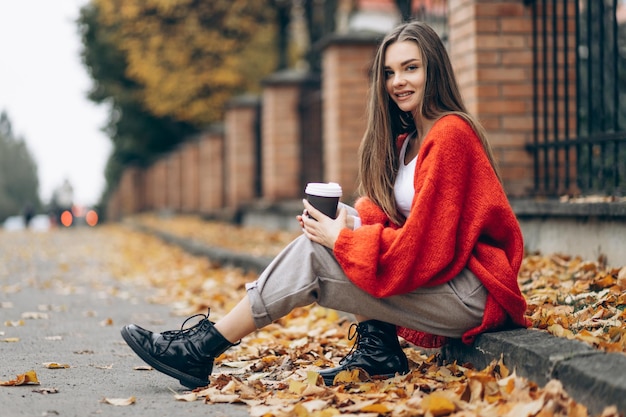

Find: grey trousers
246;234;487;339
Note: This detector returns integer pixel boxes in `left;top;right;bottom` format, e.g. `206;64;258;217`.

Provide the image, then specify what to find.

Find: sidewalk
0;229;249;417
131;220;626;416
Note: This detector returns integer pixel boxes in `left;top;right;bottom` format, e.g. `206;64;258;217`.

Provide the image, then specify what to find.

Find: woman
121;21;529;389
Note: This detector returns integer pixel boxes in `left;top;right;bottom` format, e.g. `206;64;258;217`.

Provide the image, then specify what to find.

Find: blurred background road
0;226;250;417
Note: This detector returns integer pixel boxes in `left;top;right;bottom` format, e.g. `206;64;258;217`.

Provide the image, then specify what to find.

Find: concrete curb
130;221;625;415
442;329;626;415
129;222;274;273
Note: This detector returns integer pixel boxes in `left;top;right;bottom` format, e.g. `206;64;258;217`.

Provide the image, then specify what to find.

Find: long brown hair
357;21;500;225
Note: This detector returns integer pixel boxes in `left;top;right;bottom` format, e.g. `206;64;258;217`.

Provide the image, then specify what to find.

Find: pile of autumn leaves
115;215;624;417
522;253;626;353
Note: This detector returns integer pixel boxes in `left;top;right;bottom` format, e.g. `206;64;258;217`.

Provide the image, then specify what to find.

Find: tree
0;111;41;222
92;0;278;127
302;0;338;72
78;0;280;203
79;2;201;202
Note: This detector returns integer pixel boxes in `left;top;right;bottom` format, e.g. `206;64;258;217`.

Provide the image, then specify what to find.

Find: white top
352;133;417;230
394;133;417;219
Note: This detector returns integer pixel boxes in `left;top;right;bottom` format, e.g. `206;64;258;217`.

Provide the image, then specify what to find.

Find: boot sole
120;326;208;389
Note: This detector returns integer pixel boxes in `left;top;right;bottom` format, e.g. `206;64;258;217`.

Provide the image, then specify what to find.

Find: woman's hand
296;199;348;249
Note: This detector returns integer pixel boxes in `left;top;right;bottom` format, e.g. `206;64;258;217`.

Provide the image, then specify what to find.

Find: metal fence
527;0;626;197
413;0;448;44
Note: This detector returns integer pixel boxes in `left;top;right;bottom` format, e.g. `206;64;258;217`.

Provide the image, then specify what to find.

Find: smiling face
384;41;426;116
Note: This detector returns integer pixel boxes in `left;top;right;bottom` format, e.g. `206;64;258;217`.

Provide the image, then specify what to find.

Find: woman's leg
195;219;371;344
214;295;255;343
245;234;486;338
122;232;486;388
240;234;487;385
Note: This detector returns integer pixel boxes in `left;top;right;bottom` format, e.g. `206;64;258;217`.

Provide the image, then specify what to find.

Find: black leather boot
120;311;233;389
318;319;409;385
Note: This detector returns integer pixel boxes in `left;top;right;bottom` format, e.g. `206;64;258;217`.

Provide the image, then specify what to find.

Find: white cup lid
305;182;342;197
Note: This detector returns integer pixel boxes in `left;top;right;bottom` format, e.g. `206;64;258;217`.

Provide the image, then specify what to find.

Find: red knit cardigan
333;115;530;347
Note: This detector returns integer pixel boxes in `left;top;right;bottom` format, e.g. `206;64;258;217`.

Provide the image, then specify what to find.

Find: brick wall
198;126;225;213
321;33;379;202
107;165;143;220
166;151;182;211
149;159;168;212
449;0;535;196
180;140;200;213
224;95;261;209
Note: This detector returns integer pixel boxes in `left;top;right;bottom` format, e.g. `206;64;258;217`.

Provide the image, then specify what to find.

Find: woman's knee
290;234;335;261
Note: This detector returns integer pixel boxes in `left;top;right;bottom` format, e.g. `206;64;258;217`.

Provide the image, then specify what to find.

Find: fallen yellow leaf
100;317;114;326
306;371;323;386
288;379;307;395
361;403;390;413
42;362;70;369
21;312;49;320
422;392;456;417
331;368;369;384
32;387;59;394
101;396;136;406
301;384;327;397
174;392;198;402
0;370;40;386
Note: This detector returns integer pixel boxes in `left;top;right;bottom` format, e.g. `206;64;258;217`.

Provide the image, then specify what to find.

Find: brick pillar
261;70;320;200
143;164;155;211
166;151;182;212
150;159;168;212
449;0;536;196
180;140;200;213
321;33;379;201
224;95;261;209
106;192;120;221
117;166;144;216
198;125;225;213
116;170;131;217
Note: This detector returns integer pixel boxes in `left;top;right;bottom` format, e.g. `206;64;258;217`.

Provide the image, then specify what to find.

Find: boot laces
161;312;212;342
339;322;362;365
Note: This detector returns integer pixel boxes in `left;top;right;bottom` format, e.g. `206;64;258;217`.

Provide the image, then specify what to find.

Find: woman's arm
333;116;521;297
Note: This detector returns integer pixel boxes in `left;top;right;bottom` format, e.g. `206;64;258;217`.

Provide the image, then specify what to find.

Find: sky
0;1;111;207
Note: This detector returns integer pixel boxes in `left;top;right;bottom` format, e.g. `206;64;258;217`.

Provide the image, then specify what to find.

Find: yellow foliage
331;368;369;384
421;392;456;416
93;0;277;126
288;379;307;395
306;371;323;386
360;403;390;413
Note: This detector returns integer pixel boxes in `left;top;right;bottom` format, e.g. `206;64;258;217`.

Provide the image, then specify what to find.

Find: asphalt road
0;227;249;417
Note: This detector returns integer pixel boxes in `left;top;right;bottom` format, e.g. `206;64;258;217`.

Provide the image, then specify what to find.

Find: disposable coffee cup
305;182;342;220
